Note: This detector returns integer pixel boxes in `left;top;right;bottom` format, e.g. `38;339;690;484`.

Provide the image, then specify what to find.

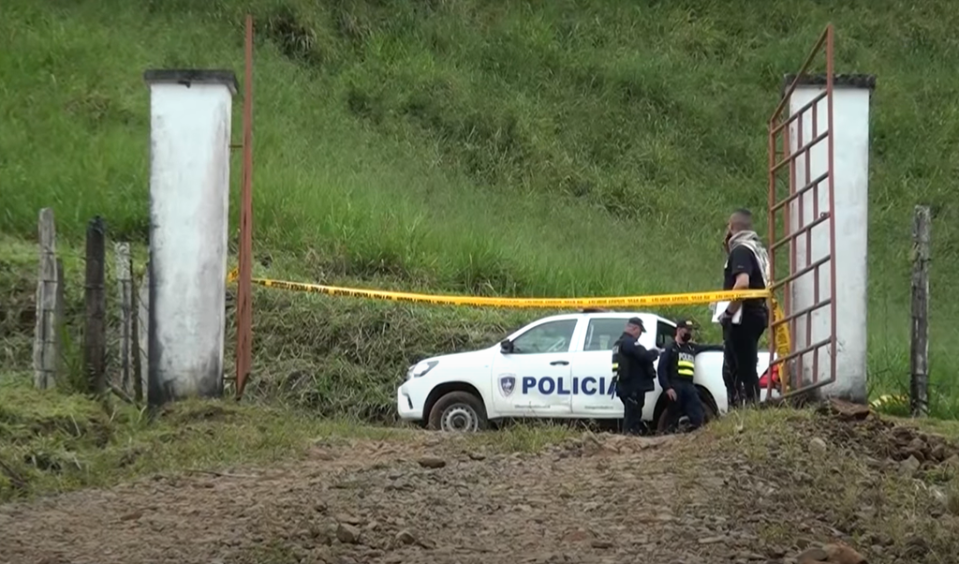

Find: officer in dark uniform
657;320;716;432
611;317;661;435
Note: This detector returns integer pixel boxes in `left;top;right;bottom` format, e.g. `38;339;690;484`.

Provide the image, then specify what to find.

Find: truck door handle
550;360;569;366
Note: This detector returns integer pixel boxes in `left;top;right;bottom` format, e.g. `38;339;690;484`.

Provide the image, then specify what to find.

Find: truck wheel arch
423;382;489;425
695;384;720;416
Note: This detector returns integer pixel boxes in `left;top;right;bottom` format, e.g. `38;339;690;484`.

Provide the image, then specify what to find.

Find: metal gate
766;24;838;397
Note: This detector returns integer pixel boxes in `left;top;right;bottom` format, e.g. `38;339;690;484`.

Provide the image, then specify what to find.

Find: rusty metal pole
236;14;254;399
824;24;839;389
766;115;777;398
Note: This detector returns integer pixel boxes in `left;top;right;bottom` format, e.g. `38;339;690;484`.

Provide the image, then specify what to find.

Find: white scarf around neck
726;230;770;289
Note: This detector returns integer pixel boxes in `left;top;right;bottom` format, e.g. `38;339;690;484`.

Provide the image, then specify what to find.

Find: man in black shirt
720;208;770;405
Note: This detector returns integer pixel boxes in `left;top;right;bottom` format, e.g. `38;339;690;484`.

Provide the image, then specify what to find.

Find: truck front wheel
427;391;488;433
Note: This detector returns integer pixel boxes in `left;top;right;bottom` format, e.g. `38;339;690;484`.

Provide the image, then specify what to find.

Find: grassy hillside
2;0;958;414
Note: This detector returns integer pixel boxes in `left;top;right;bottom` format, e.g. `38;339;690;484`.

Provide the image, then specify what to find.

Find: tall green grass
1;0;957;413
0;372;586;501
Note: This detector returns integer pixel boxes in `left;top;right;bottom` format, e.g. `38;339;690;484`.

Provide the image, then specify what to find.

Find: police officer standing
611;317;661;435
657;320;715;432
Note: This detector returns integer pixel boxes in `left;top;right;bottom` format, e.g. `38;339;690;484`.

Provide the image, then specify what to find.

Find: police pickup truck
396;311;780;433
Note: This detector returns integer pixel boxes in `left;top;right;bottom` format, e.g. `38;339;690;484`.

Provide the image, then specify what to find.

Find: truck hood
416;346;497;369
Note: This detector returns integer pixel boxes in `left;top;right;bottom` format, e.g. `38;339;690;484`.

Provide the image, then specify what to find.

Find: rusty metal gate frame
233;15;255;399
766;24;838;398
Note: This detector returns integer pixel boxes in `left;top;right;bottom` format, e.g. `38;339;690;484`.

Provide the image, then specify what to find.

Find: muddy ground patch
1;402;958;564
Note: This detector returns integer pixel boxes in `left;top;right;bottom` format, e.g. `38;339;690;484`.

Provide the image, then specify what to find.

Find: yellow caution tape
770;299;791;394
871;394;908;410
228;268;796;389
227;271;771;308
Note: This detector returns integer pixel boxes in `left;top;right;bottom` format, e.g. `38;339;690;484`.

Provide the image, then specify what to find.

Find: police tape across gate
226;269;772;309
227;268;793;392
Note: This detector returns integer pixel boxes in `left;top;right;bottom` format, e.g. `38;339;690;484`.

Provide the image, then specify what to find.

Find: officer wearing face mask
656;319;715;432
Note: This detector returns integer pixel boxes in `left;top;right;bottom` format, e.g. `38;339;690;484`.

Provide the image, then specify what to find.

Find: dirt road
0;433;771;564
1;407;956;564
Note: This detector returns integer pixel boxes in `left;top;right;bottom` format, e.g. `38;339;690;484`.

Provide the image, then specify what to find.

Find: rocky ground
1;401;958;564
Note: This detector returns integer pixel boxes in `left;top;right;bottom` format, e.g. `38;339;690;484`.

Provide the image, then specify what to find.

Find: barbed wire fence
28;209;244;405
28;211;139;401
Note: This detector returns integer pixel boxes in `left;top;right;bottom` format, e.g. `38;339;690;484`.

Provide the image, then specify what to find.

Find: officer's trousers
724;311;768;404
721;324;740;408
619;389;646;435
669;379;704;429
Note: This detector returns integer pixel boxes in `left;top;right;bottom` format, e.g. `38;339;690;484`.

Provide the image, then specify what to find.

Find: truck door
490;318;577;417
570;317;625;418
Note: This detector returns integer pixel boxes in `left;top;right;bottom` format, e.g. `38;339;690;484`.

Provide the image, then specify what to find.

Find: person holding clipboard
716;209;771;407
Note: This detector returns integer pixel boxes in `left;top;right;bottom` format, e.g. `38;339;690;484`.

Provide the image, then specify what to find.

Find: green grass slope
2;0;958;414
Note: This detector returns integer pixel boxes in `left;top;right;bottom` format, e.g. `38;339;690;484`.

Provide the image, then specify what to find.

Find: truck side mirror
500;339;514;354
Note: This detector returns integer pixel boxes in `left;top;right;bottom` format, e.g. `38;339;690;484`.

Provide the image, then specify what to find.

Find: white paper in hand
711;301;743;325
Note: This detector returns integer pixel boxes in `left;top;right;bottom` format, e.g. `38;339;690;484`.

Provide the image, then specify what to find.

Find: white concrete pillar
144;70;237;405
785;74;875;403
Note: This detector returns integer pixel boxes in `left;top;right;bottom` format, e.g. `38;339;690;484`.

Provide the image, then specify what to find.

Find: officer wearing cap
656;319;713;432
611;317;661;435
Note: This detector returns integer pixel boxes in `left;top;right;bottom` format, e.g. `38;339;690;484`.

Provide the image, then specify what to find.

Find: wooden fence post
115;242;134;396
54;258;64;369
84;217;107;396
137;263;150;403
32;208;62;389
130;269;143;403
910;205;931;417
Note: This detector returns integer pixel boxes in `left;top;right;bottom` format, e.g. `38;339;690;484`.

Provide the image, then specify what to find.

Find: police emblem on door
499;374;516;397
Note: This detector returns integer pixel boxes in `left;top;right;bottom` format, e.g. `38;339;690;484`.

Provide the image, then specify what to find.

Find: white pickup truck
396;311;779;433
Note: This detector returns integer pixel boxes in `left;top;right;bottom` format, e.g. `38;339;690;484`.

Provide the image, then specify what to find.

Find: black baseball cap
676;319;697;330
627;317;645;329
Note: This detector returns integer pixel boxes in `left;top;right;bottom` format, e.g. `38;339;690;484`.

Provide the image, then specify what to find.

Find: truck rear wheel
427;391;488;433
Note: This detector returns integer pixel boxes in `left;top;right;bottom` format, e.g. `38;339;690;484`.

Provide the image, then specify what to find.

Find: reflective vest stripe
677;360;694;378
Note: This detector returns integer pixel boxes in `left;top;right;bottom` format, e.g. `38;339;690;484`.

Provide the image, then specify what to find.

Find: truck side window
656;321;675;349
511;319;578;354
583;318;626;351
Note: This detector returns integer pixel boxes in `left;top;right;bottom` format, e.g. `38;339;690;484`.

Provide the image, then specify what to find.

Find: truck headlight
407;360;438;379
